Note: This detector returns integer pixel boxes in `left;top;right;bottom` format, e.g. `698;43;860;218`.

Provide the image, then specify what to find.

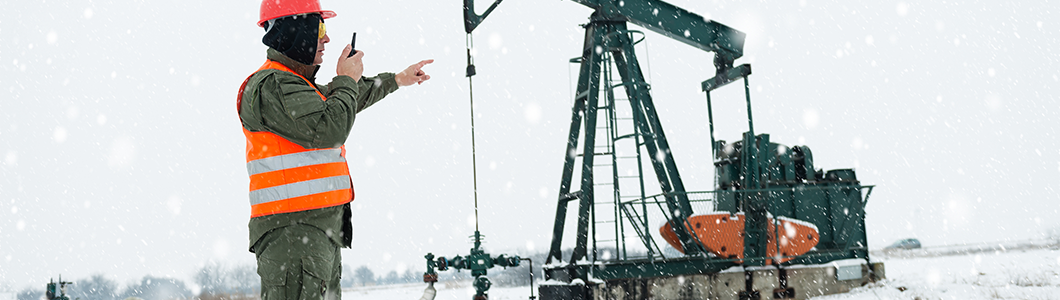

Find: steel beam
570;0;745;59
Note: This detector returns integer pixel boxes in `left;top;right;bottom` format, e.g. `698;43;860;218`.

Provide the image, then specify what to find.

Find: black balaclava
262;13;322;66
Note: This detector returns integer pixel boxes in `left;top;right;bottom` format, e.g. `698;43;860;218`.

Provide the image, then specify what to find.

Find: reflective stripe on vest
246;148;345;175
239;60;354;218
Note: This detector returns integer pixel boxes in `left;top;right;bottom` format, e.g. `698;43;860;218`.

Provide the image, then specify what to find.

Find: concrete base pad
586;261;884;300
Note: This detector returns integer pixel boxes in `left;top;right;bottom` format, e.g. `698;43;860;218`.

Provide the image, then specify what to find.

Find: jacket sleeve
241;71;399;149
325;73;399;115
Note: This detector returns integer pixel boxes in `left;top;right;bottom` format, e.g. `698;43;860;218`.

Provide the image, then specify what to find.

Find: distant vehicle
884;238;922;250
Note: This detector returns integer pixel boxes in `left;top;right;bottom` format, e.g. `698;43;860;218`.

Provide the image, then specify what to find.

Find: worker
236;0;433;299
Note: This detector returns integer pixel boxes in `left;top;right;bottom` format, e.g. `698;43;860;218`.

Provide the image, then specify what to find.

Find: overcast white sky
2;0;1058;291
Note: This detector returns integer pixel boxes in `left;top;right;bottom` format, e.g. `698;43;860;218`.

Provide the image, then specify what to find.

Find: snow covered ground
343;244;1060;300
820;245;1060;299
343;281;534;300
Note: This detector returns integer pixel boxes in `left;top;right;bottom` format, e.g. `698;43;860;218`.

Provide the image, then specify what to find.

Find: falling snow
1;0;1058;296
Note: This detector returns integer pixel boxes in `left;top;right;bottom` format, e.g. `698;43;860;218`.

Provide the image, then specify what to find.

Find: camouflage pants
255;224;342;300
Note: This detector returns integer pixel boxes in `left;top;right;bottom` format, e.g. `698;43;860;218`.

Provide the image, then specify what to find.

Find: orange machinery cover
659;212;819;264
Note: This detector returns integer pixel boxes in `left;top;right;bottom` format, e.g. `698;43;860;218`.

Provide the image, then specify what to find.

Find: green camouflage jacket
239;48;400;251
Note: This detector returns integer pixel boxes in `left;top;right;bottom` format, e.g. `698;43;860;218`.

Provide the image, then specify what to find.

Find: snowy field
821;246;1060;300
343;281;534;300
343;245;1060;300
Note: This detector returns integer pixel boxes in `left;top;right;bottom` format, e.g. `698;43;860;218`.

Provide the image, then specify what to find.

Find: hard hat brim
257;10;337;27
319;10;337;20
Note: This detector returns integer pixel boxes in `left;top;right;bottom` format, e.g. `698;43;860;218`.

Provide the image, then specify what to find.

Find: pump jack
444;0;878;299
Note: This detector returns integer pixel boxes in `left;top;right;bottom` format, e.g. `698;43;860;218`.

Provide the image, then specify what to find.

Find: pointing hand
395;59;435;87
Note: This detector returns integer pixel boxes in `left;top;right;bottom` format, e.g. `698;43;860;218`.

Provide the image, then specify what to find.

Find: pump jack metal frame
542;0;878;297
543;0;747;284
459;0;878;298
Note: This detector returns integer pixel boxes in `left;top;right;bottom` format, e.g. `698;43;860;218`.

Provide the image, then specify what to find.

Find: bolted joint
436;256;450;271
450;255;465;270
423;272;438;283
466;64;477;77
714;52;735;75
493;254;521;267
473;276;492;297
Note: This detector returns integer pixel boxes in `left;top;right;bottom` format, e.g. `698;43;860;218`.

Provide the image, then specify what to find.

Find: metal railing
597;184;874;266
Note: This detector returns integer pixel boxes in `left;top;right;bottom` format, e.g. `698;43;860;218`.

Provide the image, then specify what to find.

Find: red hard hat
258;0;337;27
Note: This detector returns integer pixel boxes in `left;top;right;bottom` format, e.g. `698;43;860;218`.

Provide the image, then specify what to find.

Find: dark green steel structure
538;0;875;299
455;0;875;298
545;0;746;269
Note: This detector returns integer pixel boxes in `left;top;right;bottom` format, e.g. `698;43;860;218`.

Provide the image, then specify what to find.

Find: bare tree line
5;255;545;300
13;274;193;300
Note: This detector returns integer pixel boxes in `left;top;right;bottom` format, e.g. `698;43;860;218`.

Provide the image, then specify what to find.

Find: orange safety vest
237;60;354;218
